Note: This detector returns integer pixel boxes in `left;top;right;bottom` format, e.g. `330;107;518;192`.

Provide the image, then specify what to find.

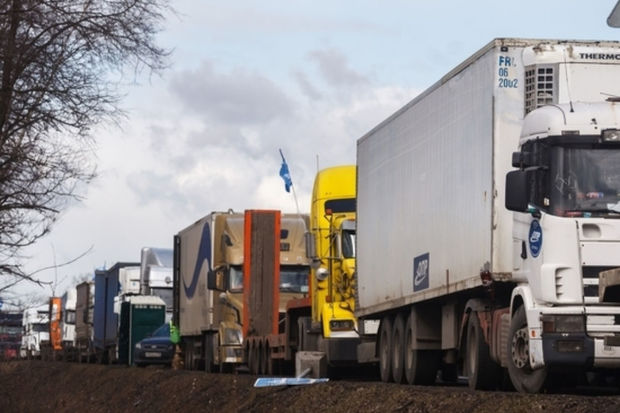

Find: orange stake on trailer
49;297;63;352
242;210;281;339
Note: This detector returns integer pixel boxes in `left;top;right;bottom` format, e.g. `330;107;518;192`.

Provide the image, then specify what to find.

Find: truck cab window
280;265;309;293
229;266;243;292
341;230;356;258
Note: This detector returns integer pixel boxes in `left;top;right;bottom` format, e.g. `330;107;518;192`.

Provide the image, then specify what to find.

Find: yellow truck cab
304;165;358;366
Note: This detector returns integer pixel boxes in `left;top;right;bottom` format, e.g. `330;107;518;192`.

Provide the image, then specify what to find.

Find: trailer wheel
404;313;439;385
507;306;547;393
184;340;196;370
378;316;393;382
466;311;500;390
259;340;268;375
248;341;257;375
203;333;214;373
391;314;406;383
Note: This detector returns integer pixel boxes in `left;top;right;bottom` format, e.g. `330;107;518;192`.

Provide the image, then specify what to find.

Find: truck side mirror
207;269;228;291
304;232;316;259
505;170;530;212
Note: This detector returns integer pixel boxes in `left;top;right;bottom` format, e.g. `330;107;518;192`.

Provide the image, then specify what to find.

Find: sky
4;0;620;307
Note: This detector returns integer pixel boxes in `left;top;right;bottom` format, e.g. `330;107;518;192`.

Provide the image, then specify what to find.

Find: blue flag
279;149;292;192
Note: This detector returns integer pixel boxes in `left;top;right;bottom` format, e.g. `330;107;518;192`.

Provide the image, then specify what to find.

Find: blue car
134;323;174;367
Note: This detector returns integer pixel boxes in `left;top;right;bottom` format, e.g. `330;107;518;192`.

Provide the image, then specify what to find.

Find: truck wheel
298;317;317;352
507;306;547;393
203;333;214;373
184;341;194;370
252;341;261;375
265;343;274;376
391;314;406;383
259;340;267;375
404;313;439;385
378;316;393;382
247;341;256;374
466;311;499;390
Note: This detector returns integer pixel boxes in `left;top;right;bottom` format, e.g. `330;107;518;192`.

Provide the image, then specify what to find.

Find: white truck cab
506;100;620;391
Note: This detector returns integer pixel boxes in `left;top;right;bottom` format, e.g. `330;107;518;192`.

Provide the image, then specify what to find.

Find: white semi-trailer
355;38;620;393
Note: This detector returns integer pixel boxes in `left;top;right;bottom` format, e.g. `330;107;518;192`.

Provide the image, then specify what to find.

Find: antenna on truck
563;49;574;113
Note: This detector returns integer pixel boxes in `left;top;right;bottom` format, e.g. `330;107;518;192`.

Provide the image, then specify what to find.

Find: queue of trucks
19;247;173;365
11;38;620;394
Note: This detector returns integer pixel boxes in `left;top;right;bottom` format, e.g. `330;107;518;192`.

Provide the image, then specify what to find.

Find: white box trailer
356;38;620;393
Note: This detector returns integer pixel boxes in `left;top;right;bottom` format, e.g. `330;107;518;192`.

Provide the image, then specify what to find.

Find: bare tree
0;0;170;282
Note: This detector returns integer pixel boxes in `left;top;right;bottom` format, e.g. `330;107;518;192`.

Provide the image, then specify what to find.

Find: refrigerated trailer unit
355;38;620;393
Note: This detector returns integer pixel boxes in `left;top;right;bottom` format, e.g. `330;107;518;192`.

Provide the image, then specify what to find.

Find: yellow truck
297;165;358;376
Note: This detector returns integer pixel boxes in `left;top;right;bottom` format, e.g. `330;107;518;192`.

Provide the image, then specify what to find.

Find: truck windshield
151;288;173;311
65;310;76;325
280;265;309;293
550;145;620;217
342;229;356;258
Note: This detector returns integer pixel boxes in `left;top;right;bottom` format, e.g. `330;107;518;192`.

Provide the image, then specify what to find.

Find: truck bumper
318;337;360;364
541;333;594;368
541;333;620;368
220;345;243;364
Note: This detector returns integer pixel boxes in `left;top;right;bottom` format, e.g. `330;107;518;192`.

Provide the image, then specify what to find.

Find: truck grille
583;266;617;303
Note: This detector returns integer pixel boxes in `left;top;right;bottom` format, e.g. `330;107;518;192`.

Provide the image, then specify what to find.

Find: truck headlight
135;342;142;350
602;129;620;142
541;315;585;333
316;268;329;281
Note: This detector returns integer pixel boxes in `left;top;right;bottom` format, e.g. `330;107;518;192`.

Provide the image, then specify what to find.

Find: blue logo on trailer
529;220;543;258
183;222;212;299
413;253;430;292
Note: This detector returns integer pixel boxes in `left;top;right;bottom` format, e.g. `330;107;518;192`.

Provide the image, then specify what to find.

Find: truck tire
466;311;500;390
391;314;406;383
265;341;274;376
259;340;267;375
203;333;214;373
247;341;255;374
507;306;547;393
298;317;317;352
378;316;393;382
404;313;439;385
249;340;260;375
184;340;195;370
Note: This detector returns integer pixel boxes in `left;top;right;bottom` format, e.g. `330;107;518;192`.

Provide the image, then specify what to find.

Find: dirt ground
2;361;620;413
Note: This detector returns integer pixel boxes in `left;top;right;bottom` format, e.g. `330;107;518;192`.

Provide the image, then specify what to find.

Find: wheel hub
511;327;529;369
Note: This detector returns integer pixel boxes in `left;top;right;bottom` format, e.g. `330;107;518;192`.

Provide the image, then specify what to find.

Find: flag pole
279;149;301;216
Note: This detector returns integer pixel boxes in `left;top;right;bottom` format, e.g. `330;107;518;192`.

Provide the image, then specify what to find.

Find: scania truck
355;38;620;393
